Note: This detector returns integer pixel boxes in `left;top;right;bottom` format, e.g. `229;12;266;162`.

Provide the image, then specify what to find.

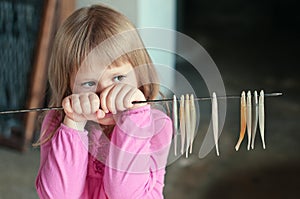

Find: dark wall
180;0;299;38
177;0;300;99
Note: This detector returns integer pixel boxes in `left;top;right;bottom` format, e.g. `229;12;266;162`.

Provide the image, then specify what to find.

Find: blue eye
81;81;96;87
113;75;126;82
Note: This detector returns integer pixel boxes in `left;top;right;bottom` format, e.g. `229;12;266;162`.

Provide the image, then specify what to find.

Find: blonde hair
35;4;160;145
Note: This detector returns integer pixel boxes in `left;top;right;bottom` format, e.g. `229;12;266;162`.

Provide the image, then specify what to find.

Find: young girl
35;4;172;199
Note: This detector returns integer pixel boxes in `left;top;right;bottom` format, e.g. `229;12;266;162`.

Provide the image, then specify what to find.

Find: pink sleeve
35;111;89;199
103;105;173;199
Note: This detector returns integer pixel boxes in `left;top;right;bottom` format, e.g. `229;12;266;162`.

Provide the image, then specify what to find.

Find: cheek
71;84;80;94
126;71;138;87
70;73;82;94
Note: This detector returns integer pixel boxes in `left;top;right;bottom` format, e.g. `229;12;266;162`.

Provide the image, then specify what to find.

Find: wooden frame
0;0;75;151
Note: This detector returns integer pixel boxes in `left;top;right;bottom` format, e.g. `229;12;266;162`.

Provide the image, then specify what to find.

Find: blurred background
0;0;299;198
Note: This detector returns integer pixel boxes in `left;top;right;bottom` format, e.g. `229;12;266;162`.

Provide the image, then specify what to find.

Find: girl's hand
62;92;105;130
100;83;146;114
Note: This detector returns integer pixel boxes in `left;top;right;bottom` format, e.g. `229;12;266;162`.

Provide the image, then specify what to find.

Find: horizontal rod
0;92;282;114
0;107;64;114
132;92;283;103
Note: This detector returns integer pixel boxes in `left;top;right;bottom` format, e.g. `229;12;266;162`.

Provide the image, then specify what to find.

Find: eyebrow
105;63;133;74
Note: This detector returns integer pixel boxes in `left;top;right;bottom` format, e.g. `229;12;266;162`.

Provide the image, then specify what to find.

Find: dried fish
251;91;259;149
212;92;219;156
189;94;197;154
185;94;191;158
246;91;252;150
259;90;266;149
235;91;247;151
179;95;185;155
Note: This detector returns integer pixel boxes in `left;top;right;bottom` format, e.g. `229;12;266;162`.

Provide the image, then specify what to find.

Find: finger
71;94;82;114
125;88;145;108
106;84;123;114
62;96;73;114
80;94;91;115
96;109;105;119
90;109;106;123
115;85;133;111
100;85;114;113
63;96;83;122
89;93;100;113
127;88;147;109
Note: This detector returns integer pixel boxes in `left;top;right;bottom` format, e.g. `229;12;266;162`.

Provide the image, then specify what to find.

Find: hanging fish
179;95;185;155
185;94;191;158
189;94;197;154
212;92;219;156
259;90;266;149
235;91;247;151
251;91;259;149
246;91;252;150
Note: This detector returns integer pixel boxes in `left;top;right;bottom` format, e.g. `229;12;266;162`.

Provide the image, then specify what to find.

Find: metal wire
0;92;283;114
132;92;283;103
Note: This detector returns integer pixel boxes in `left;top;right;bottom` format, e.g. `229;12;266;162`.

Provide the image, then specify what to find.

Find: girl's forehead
82;49;129;68
75;59;132;78
80;57;128;72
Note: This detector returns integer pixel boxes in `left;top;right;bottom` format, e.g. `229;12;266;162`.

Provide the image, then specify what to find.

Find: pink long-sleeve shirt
35;105;172;199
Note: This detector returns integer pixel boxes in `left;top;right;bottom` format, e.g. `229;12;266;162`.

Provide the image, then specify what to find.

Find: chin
97;117;116;126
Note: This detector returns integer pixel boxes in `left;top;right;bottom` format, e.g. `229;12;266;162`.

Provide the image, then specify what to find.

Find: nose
96;80;112;94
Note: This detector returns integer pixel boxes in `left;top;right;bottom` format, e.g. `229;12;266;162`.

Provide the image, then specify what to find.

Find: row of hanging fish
172;94;197;158
172;90;279;158
235;90;265;151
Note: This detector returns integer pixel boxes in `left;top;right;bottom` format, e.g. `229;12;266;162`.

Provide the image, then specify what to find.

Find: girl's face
70;58;138;125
